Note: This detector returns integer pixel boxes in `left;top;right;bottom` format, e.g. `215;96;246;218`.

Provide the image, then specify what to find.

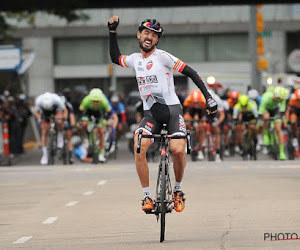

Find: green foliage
0;4;90;40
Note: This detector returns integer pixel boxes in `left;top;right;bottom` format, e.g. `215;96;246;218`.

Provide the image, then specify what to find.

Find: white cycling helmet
71;136;82;148
111;95;119;103
248;89;259;100
42;92;54;110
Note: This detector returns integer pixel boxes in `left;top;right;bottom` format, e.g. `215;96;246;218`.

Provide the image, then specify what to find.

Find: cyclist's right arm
108;16;121;65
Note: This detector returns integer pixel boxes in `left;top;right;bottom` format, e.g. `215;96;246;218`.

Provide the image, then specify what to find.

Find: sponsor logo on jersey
137;67;144;71
137;75;158;85
146;60;153;70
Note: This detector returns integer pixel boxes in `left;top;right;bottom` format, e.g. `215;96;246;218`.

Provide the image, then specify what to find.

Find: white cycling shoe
40;155;48;165
98;154;106;163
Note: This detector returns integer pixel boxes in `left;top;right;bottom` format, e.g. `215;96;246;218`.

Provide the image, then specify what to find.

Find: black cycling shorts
136;103;186;136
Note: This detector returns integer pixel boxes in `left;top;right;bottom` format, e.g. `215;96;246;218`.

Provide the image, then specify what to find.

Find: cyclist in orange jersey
285;88;300;149
183;89;207;160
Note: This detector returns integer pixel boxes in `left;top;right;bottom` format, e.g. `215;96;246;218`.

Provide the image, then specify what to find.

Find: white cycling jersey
35;92;65;112
119;48;186;110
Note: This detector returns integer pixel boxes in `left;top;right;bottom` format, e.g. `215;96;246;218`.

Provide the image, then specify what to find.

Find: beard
139;40;156;53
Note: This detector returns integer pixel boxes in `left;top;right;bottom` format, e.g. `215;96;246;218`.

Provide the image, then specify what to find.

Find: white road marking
83;191;95;196
65;201;79;207
97;180;107;186
42;217;58;224
13;236;32;244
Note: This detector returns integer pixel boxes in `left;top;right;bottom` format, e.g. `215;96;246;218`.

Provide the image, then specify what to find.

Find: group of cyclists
183;83;300;162
31;15;300;216
34;88;126;165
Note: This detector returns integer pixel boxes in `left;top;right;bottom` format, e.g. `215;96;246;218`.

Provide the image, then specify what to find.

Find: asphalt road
1;139;300;249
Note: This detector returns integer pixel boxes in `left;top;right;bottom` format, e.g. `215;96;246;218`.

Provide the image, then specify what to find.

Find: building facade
6;4;300;98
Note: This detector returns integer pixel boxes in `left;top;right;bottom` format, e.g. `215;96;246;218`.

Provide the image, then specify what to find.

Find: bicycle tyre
62;132;69;165
207;134;214;161
270;131;279;160
89;131;98;164
48;130;56;165
160;159;166;243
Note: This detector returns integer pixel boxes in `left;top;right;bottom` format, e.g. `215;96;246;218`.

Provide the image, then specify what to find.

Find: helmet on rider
248;89;259;100
111;95;119;103
294;88;300;100
71;135;82;148
138;19;163;38
89;88;103;101
239;95;249;107
229;91;240;100
273;86;289;100
60;96;66;105
42;92;54;110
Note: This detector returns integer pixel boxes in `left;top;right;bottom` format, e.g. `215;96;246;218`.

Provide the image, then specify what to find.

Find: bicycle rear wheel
160;160;166;243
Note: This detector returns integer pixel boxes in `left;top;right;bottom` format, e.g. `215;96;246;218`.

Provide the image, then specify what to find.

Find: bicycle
286;121;300;160
203;118;216;161
240;121;257;161
104;123;118;160
86;115;99;164
60;126;70;165
264;117;279;160
47;117;57;165
137;124;191;242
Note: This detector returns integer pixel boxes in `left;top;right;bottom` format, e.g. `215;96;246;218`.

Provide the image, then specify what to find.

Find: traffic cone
295;146;299;157
2;122;10;157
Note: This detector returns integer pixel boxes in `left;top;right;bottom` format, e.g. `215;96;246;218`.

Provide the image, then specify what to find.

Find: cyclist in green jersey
233;95;259;149
79;88;118;162
258;86;289;160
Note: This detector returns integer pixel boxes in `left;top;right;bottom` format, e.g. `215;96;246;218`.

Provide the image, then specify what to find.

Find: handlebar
136;129;191;155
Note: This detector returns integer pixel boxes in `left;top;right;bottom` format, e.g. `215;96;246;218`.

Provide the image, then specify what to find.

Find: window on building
159;36;206;62
54;38;109;65
207;34;249;61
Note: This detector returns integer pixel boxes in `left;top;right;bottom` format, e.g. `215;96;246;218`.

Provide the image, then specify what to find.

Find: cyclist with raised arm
108;16;217;212
79;88;117;163
34;92;67;165
258;86;289;160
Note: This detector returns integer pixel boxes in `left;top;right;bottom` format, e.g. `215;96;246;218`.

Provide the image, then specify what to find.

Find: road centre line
65;201;79;207
83;191;95;196
13;236;32;244
97;180;107;186
42;217;58;224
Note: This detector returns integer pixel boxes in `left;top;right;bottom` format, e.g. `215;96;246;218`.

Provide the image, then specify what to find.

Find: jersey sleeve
119;54;135;68
102;95;112;113
79;96;88;110
160;51;186;73
34;95;42;111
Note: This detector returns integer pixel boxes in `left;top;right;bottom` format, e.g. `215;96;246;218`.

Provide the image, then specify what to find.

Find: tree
0;0;90;39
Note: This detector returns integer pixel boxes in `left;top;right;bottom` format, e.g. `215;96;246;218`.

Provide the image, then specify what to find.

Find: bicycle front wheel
160;160;166;243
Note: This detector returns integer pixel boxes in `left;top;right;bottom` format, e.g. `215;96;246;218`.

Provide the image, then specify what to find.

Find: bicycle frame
240;121;257;161
265;117;279;160
136;125;191;242
86;115;99;164
48;119;57;165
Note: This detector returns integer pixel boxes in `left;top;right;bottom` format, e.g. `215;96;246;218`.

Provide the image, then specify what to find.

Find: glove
37;119;42;125
108;17;119;31
206;96;218;114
